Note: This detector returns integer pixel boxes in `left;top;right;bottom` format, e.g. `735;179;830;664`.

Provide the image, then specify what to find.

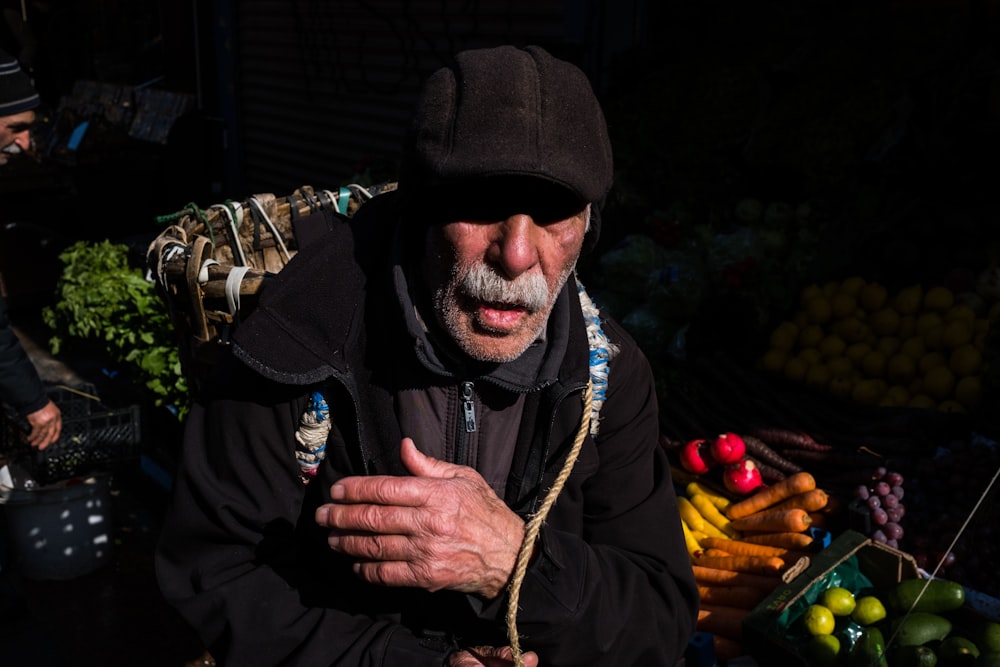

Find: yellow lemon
894;284;924;316
845;342;872;364
828;375;854;400
946;303;976;324
834;316;869;344
887;353;917;385
831;292;857;320
799;324;826;349
918;351;948;375
827;355;854;378
861;350;887;378
852;596;887;626
923;324;945;351
859;282;888;312
954;375;982;409
799;347;823;366
769;321;799;351
901;336;926;360
759;348;789;374
916;311;945;335
908;394;936;409
819;334;847;358
877;336;902;357
870;308;901;337
806;364;832;389
806;296;833;324
941;319;973;349
839;275;867;297
898;314;917;340
938;400;966;414
949;344;983;377
804;604;837;635
885;384;910;406
784;357;809;382
807;634;841;667
820;587;857;617
924;366;956;401
852;379;885;405
800;283;823;307
923;286;955;312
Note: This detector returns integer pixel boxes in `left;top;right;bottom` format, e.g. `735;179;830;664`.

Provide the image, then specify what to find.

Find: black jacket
155;193;698;666
0;294;48;415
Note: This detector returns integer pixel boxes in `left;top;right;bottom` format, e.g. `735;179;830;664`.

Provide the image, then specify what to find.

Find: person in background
156;45;698;666
0;47;59;449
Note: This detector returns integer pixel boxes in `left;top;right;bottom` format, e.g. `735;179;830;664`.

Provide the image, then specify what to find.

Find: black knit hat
400;45;613;246
0;48;39;116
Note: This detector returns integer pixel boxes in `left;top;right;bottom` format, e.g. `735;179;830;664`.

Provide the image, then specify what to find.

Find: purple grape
871;508;888;526
886;507;904;523
875;481;892;497
884;522;904;541
891;485;904;500
885;471;904;486
886;538;899;549
873;466;888;481
853;484;871;500
882;493;899;509
871;529;888;543
867;496;882;510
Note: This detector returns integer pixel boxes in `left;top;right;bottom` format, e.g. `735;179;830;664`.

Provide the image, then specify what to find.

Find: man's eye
7;124;33;133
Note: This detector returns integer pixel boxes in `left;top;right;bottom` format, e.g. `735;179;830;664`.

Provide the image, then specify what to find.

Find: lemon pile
759;277;995;413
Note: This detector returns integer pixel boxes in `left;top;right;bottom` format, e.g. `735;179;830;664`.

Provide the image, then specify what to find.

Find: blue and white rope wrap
295;391;330;483
578;282;619;436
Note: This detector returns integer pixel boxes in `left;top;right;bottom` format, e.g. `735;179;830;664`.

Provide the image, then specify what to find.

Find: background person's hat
399;45;614;248
0;48;40;115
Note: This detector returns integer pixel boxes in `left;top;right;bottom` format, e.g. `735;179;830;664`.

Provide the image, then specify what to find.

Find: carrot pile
677;471;832;655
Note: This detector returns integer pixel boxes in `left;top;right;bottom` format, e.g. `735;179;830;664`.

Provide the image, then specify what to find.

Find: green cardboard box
742;530;919;665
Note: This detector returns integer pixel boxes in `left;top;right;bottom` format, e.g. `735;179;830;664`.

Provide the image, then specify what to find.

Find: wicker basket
146;183;395;386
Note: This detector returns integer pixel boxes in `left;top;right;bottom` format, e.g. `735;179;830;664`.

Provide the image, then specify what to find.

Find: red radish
709;432;746;465
679;438;715;474
723;457;764;495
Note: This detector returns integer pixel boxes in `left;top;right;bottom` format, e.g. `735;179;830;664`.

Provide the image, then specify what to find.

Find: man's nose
14;131;31;151
491;214;540;277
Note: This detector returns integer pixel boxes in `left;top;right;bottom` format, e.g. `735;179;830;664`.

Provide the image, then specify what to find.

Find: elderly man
0;47;60;450
156;45;698;667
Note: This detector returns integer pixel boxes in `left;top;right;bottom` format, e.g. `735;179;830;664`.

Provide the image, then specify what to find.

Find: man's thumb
400;437;456;478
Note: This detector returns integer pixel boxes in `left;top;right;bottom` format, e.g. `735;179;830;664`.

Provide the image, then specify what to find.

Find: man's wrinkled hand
314;437;526;598
448;646;539;667
26;400;61;450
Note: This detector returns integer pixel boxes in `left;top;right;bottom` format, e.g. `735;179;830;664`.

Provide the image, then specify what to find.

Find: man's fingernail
330;484;345;500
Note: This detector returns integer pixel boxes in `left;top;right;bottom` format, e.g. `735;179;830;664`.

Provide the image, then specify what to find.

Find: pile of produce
757;276;996;414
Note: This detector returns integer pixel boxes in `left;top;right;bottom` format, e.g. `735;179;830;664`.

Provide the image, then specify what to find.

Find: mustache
458;263;550;311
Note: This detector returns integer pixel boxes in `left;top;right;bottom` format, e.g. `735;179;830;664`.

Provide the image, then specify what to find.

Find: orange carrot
702;547;733;558
768;488;829;514
740;531;814;550
697;604;747;641
691;564;781;590
700;537;789;559
697;584;771;609
725;472;817;519
695;555;786;576
729;507;812;533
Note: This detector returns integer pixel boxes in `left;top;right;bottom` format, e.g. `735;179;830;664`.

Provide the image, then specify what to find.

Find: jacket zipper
454;380;477;465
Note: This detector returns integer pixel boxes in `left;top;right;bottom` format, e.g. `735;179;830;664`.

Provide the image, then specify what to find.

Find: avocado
978;622;1000;654
892;612;954;647
849;626;888;667
938;636;980;667
894;645;939;667
889;578;966;615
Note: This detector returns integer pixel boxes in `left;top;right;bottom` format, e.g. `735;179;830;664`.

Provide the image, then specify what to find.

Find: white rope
225;265;251;317
210;202;248;266
248;196;293;263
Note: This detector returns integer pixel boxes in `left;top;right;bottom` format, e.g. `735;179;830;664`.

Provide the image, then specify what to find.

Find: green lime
821;586;857;617
852;595;887;626
804;604;837;636
807;633;841;666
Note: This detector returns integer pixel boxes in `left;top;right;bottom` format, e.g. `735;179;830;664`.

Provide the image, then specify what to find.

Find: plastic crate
1;384;141;486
